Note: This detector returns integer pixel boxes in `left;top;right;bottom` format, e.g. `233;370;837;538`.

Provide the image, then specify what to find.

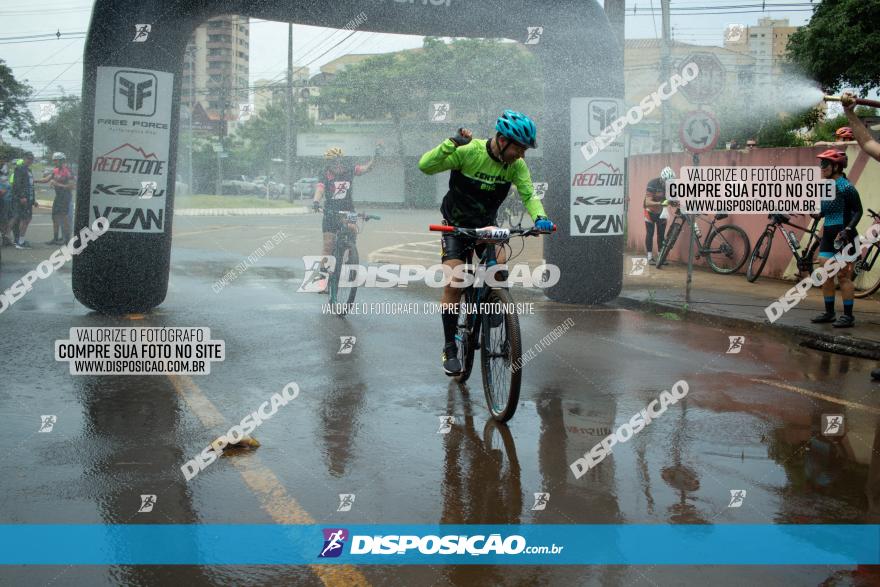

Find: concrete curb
613;293;880;360
174;208;309;217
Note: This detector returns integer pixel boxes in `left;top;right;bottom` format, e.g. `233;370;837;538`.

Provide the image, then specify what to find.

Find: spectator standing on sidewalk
841;92;880;379
10;152;37;249
810;149;862;329
36;153;74;244
644;167;675;264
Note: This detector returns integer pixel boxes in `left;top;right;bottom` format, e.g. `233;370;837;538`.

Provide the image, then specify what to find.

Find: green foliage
787;0;880;93
235;101;311;171
317;37;544;146
0;144;27;163
0;59;34;139
811;106;877;142
31;95;81;160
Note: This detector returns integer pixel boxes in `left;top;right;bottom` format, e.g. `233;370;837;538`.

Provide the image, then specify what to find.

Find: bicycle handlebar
429;223;556;239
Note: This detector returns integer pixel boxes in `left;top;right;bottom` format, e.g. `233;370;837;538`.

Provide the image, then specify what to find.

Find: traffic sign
679;52;725;104
679;110;720;154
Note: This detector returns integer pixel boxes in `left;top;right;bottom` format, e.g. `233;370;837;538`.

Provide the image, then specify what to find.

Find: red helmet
835;126;854;140
817;149;848;167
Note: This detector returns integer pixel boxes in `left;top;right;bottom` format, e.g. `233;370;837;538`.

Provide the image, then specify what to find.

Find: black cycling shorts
819;225;844;257
440;232;490;263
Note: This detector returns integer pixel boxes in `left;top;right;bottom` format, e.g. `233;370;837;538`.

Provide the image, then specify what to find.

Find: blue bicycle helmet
495;110;538;148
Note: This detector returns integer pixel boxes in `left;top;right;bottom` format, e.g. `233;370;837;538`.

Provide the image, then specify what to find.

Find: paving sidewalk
618;253;880;359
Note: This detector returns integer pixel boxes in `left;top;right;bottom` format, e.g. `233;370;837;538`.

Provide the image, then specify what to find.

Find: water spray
824;95;880;109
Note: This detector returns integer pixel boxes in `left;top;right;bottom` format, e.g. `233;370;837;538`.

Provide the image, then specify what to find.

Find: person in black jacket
10;152;37;249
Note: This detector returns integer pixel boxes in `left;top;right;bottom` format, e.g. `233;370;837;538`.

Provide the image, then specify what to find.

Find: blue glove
535;217;554;232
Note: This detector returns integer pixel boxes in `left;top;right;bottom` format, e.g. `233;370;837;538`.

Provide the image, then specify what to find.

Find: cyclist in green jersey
418;110;553;375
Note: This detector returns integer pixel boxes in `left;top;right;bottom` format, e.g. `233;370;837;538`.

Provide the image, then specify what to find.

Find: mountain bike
746;214;821;283
317;208;381;315
853;208;880;298
655;207;751;274
429;222;555;422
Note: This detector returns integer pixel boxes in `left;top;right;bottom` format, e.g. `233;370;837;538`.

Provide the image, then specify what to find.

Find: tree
31;95;81;160
787;0;880;93
0;59;34;139
235;100;312;175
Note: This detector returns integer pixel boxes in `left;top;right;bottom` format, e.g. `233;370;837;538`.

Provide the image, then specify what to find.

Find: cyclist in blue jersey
810;149;862;328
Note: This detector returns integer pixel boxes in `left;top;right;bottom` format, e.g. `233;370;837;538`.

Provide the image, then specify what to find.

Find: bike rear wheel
746;229;773;282
329;243;358;313
655;221;682;269
454;288;479;383
480;288;522;422
706;224;750;274
854;244;880;298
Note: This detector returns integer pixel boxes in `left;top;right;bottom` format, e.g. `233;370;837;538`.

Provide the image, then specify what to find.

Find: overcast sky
0;1;816;149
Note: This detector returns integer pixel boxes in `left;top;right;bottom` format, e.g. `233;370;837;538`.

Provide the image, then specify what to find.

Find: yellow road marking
751;377;880;414
169;375;370;586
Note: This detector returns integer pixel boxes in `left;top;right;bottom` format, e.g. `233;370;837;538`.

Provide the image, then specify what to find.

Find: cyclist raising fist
418;110;553;375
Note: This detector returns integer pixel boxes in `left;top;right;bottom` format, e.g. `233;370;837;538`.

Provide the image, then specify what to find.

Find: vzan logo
114;71;157;116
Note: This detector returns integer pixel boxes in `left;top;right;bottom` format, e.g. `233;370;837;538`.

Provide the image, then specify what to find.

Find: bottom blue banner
0;524;877;565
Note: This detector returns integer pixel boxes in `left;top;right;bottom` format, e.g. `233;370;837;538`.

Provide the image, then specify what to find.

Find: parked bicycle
428;222;555;422
315;208;381;314
746;214;821;283
853;208;880;298
655;206;751;274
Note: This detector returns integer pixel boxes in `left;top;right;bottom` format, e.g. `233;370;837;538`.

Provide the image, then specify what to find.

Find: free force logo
319;528;349;558
114;71;157;116
588;100;618;137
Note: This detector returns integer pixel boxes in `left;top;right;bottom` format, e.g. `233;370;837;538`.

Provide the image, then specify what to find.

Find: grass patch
658;311;682;321
175;195;304;209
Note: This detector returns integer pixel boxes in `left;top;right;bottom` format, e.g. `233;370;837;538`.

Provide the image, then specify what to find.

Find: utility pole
187;46;195;196
217;81;227;196
286;23;295;203
660;0;672;154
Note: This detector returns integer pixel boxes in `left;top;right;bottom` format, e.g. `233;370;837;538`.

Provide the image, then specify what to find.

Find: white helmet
660;166;676;180
52;152;66;161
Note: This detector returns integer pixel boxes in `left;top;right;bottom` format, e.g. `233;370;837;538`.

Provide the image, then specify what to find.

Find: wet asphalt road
2;211;880;586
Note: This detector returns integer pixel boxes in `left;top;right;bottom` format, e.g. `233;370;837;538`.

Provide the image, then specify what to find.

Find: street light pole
286;23;294;203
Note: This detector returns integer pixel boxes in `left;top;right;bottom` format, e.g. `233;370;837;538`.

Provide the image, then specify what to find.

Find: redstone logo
572;162;624;187
93;143;166;176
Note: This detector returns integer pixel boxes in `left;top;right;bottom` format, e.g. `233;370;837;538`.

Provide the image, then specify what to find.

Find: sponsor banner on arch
570;97;625;237
89;66;173;233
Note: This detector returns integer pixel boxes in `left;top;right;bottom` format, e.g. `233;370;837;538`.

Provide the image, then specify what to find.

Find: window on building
209;74;223;82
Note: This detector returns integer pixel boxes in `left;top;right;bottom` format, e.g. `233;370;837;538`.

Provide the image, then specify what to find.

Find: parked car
292;177;319;199
253;176;286;199
221;175;260;195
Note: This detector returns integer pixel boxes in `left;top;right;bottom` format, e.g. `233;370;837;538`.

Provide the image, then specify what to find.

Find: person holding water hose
810;149;862;329
841;92;880;379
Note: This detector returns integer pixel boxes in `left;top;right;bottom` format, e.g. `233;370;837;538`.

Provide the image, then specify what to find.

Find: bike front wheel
746;229;773;282
655;221;682;269
328;243;358;313
706;224;750;274
480;288;522;422
854;245;880;298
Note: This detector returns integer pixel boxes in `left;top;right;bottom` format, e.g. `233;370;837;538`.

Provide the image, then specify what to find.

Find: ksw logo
572;162;624;187
588;100;618;136
525;26;544;45
574;196;624;206
93;184;166;198
91;206;164;231
114;71;157;116
332;181;350;199
573;214;623;235
133;24;151;42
